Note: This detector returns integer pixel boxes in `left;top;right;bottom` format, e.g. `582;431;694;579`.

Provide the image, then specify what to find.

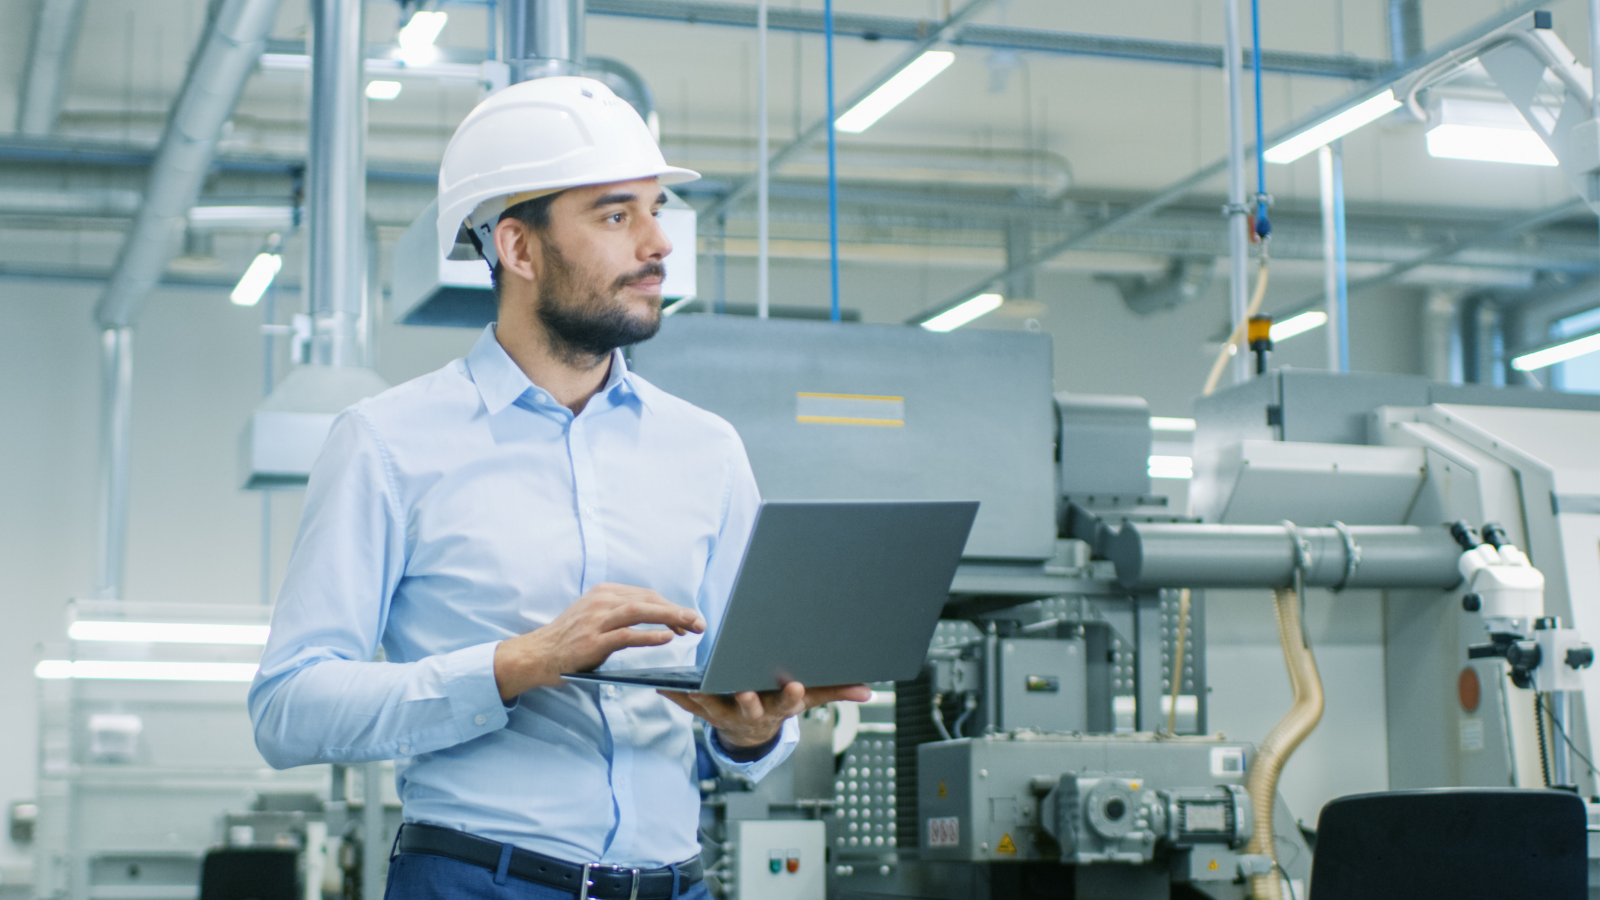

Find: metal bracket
1329;520;1361;593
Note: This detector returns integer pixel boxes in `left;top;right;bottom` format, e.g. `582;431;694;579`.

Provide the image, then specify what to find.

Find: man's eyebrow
589;192;637;209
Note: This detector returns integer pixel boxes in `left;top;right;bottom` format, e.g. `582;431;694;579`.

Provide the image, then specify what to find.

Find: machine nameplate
1209;747;1245;776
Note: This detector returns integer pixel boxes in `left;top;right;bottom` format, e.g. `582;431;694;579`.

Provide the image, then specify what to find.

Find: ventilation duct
1098;256;1216;316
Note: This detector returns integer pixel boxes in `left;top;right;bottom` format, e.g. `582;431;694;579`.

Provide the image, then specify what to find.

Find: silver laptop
562;500;978;694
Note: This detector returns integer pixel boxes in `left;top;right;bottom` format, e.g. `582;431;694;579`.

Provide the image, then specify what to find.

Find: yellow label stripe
795;392;905;402
796;415;905;427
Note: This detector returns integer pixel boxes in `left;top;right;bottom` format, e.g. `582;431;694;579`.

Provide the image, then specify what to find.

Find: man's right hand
492;583;706;701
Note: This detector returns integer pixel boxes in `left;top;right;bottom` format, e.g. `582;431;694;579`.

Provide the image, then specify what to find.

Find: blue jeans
383;851;713;900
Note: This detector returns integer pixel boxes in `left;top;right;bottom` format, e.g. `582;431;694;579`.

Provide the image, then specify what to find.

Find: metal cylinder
1109;523;1463;591
505;0;586;83
1222;0;1251;387
94;327;133;600
306;0;366;368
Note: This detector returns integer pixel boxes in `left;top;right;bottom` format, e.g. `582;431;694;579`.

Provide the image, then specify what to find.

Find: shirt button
474;714;487;726
604;685;617;697
399;744;410;754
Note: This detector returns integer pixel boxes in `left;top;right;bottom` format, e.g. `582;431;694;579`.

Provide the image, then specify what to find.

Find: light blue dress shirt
249;324;798;868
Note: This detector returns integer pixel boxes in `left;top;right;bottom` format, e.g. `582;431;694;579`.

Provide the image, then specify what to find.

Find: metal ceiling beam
588;0;1387;79
900;0;1548;325
16;0;88;134
695;0;995;223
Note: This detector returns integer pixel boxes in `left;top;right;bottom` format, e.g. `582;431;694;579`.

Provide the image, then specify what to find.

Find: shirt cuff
702;716;799;783
442;640;511;742
714;728;781;763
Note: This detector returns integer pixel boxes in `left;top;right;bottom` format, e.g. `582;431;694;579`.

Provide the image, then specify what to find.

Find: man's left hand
659;682;872;749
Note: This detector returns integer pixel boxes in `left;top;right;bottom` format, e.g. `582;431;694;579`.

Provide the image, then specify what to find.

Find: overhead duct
83;0;282;598
1097;256;1215;315
392;0;697;328
240;0;387;489
16;0;88;135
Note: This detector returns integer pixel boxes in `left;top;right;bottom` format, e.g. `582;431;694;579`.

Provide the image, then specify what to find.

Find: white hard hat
436;75;699;264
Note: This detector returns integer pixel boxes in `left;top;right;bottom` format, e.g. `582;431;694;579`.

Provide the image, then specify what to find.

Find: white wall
0;253;1424;873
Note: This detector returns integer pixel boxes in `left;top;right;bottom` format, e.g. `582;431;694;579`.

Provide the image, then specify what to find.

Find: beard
535;241;664;365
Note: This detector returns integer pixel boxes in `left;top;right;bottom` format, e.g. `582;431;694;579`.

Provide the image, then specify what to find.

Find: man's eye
609;212;625;224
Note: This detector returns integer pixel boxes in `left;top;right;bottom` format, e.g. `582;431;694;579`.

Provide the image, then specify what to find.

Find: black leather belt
395;823;703;900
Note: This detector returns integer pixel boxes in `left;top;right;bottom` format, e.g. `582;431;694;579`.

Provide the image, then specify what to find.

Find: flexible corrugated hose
1244;586;1324;900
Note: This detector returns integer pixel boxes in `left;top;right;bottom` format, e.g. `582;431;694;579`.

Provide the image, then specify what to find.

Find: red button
786;857;799;873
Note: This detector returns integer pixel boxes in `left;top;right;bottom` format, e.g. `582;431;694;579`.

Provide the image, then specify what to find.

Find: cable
1540;692;1600;780
1535;691;1552;788
1273;862;1299;900
1249;0;1270;241
951;694;977;738
1202;254;1270;397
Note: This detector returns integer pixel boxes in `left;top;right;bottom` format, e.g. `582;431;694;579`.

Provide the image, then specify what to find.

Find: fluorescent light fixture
69;620;270;645
1425;98;1556;166
1269;310;1328;342
397;10;448;66
231;252;282;306
921;292;1002;332
836;50;955;134
1149;455;1194;479
1150;417;1197;432
1511;330;1600;371
366;80;403;100
1265;90;1401;164
34;660;260;682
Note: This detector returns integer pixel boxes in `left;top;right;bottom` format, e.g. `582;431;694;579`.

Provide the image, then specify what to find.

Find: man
249;76;868;900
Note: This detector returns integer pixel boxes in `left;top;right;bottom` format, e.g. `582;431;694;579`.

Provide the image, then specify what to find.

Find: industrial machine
628;316;1600;900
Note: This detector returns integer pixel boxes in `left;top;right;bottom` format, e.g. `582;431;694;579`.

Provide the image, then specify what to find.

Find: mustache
613;262;665;290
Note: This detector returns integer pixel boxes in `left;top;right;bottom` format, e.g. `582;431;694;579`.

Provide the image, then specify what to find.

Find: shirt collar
466;324;648;416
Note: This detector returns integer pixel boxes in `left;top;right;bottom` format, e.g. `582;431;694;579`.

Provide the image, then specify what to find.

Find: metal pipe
16;0;88;135
506;0;586;82
307;0;367;368
94;327;133;600
757;0;770;320
1389;0;1425;65
983;622;999;735
1551;691;1571;785
1332;141;1350;372
362;761;386;900
93;0;285;328
1224;0;1251;386
1108;523;1464;591
1319;145;1341;372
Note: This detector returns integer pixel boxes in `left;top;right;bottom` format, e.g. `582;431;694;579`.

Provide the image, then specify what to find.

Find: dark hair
489;191;562;298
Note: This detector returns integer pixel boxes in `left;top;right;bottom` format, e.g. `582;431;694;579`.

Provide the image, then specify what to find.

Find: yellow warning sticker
996;833;1017;854
795;392;905;427
1208;859;1219;871
937;781;947;799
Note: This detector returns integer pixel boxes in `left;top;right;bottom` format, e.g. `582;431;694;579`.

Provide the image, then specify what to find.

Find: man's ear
493;217;541;286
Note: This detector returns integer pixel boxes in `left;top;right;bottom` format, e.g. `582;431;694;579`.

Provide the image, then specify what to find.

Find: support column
1005;219;1035;303
94;327;133;600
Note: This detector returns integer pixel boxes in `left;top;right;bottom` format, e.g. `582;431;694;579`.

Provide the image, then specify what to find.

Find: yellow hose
1244;586;1324;900
1167;588;1191;735
1202;259;1271;397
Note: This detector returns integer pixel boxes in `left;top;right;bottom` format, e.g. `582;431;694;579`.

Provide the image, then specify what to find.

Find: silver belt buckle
576;863;641;900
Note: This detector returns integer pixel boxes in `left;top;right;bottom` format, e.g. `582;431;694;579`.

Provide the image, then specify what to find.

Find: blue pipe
1332;140;1349;372
1250;0;1270;239
824;0;841;322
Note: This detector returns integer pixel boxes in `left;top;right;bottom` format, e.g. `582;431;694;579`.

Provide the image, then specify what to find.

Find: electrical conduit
1243;586;1324;900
